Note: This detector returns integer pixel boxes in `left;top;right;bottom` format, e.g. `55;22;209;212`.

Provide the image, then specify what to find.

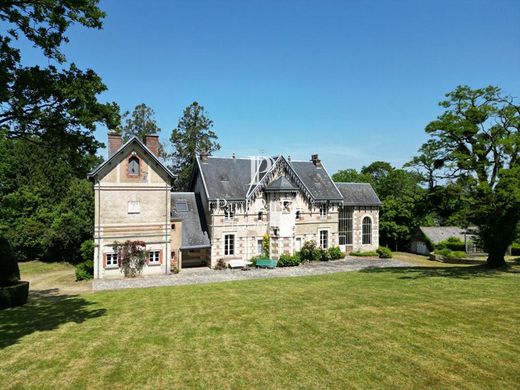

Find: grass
1;258;519;389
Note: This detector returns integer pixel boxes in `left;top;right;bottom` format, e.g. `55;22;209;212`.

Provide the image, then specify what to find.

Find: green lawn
1;260;519;389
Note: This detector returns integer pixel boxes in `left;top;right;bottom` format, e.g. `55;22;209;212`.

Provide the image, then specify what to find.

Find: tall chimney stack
311;154;321;167
199;149;209;163
145;135;159;156
108;132;122;157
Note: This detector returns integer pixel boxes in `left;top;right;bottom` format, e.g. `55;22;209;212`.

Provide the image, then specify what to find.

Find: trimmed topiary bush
0;236;20;287
0;236;29;309
278;253;301;267
377;246;393;258
328;246;345;260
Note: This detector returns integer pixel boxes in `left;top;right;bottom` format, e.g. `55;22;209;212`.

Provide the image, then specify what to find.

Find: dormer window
319;205;327;218
224;207;234;222
128;156;140;175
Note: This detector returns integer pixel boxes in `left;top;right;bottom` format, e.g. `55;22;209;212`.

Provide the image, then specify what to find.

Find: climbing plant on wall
112;241;147;277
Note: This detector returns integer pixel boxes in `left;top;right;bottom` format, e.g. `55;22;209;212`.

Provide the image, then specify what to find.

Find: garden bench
255;259;278;269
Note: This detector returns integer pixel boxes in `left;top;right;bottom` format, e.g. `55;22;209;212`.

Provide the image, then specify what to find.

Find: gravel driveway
92;257;411;291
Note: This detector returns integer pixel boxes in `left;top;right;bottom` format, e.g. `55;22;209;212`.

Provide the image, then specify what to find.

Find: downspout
96;180;101;279
165;183;169;275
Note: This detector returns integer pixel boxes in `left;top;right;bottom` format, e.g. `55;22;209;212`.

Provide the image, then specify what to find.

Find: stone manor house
88;133;381;279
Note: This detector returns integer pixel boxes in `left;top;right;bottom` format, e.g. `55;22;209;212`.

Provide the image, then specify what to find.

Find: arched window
362;216;372;245
128;156;140;175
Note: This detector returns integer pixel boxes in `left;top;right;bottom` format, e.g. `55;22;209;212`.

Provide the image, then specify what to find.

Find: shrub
0;236;20;287
436;237;466;252
75;260;93;281
80;240;94;263
278;253;301;267
320;249;332;261
328;246;344;260
450;251;466;259
351;250;379;257
511;244;520;256
214;258;227;270
377;246;393;258
434;248;452;257
300;241;322;262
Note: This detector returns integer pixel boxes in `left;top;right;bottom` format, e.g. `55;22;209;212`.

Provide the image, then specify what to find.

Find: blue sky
14;0;520;172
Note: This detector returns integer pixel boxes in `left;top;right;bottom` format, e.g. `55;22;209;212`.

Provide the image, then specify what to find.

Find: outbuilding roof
335;182;382;206
171;192;211;249
419;226;475;244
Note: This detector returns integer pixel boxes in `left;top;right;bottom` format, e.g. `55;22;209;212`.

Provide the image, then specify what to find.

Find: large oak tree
416;86;519;267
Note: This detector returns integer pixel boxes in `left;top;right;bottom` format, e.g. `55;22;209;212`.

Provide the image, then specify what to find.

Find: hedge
512;244;520;256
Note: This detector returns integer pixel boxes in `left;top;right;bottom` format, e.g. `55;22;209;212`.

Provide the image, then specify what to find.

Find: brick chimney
311;154;321;167
108;132;122;157
145;135;159;156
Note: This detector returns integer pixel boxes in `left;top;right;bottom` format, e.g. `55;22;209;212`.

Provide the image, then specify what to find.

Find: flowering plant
112;240;147;277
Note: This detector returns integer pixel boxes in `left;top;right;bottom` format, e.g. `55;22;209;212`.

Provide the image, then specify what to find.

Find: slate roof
335;183;382;206
419;226;475;244
87;136;175;182
196;157;261;200
196;155;343;202
171;193;211;249
288;160;344;201
265;176;298;192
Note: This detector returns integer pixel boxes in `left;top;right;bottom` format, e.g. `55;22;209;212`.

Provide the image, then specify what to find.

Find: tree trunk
486;250;507;268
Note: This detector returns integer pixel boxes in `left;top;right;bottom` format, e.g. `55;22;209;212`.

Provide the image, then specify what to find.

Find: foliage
436;237;466;252
332;169;371;183
262;234;270;257
0;1;119;141
328;246;345;260
351;251;379;257
80;240;94;263
75;260;93;281
451;251;466;259
169;102;220;190
434;248;452;257
414;86;520;267
112;241;147;278
117;103;165;155
511;244;520;256
299;240;322;262
0;137;97;262
0;236;20;287
277;253;301;267
377;246;393;258
214;258;227;270
319;249;332;261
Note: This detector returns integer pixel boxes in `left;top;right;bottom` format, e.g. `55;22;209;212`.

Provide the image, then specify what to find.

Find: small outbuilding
410;226;479;255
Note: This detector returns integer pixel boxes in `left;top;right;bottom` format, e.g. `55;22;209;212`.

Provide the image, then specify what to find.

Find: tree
0;1;120;142
118;103;164;147
170;102;220;190
415;85;520;267
332;169;371;183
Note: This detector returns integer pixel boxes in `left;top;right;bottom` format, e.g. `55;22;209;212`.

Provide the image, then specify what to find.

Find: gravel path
92;257;411;291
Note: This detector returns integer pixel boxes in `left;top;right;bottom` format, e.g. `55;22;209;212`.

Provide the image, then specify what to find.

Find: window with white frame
295;210;301;221
319;205;327;218
128;201;140;214
257;239;263;255
362;217;372;244
283;201;291;213
224;234;235;256
224;207;234;222
319;230;329;249
106;253;118;268
258;211;263;221
149;250;160;264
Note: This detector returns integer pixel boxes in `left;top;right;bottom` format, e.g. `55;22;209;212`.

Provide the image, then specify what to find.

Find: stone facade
89;136;174;279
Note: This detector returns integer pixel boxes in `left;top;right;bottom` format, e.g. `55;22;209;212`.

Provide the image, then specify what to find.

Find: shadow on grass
360;264;519;280
0;289;105;349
